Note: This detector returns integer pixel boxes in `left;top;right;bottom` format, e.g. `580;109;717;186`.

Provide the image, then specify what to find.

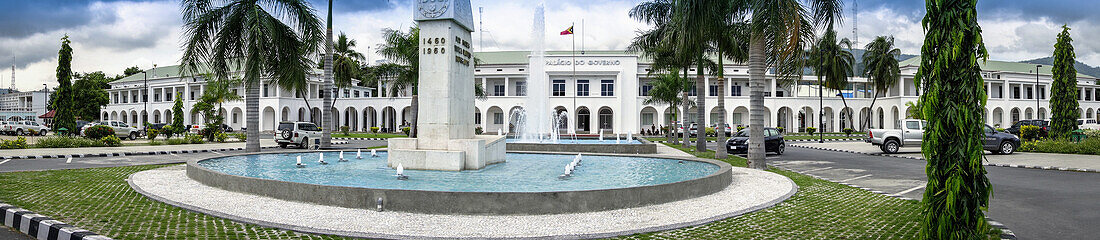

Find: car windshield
278;123;294;131
733;129;751;137
298;123;320;131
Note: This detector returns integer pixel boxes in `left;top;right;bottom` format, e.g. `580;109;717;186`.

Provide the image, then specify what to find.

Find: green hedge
1019;138;1100;155
35;136;106;148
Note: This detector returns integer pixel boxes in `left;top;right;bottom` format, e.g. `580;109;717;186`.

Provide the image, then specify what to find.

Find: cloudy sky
1;0;1098;90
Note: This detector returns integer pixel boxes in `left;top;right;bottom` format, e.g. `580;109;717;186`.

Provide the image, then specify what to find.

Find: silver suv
82;121;141;140
275;122;322;149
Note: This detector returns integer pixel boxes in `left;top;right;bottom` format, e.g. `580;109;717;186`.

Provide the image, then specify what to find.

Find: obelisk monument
387;0;506;171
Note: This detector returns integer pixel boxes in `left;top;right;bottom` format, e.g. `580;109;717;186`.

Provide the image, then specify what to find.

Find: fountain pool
187;150;731;214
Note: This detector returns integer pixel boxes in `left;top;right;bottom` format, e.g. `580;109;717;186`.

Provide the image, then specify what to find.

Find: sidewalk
0;140;345;159
792;142;1100;173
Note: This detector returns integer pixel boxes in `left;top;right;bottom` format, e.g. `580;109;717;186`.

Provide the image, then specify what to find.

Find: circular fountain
186;150;732;214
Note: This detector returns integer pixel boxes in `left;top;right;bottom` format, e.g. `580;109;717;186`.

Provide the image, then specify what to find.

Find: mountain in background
1019;57;1100;78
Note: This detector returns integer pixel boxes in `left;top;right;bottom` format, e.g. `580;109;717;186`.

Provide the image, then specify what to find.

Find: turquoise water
505;139;643;144
197;152;718;192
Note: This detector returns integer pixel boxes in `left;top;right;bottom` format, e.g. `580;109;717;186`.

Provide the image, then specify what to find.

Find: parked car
14;121;49;136
82;121;141;140
688;123;700;138
74;120;92;135
867;119;927;154
1077;119;1100;130
710;123;733;137
0;121;17;135
219;124;234;132
187;125;203;134
725;127;785;155
1006;119;1048;137
275;122;322;149
982;125;1020;154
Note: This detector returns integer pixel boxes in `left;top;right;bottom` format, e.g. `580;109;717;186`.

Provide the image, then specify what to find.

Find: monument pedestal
387;136;506;171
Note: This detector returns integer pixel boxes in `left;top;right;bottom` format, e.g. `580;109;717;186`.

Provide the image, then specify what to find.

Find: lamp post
818;77;823;143
1036;65;1042;120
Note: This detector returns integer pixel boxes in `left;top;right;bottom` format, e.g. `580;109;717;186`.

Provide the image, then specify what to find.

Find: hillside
1019;57;1100;78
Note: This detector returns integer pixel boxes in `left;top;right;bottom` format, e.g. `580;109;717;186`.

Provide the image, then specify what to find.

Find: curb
769;163;1017;240
0;142;349;160
789;144;1100;174
1;202;112;240
649;138;864;144
333;137;389;141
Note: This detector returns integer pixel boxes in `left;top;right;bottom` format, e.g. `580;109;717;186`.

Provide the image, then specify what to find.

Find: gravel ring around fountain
128;155;797;239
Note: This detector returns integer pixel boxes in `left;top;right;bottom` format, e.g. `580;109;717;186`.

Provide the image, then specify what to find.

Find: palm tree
180;0;324;152
710;22;750;159
376;26;420;136
628;0;700;148
643;69;695;143
320;0;334;148
810;29;855;131
915;0;991;238
862;36;901;129
326;33;365;108
739;0;841;169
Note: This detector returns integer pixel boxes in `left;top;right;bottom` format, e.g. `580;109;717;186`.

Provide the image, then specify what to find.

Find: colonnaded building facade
102;50;1100;134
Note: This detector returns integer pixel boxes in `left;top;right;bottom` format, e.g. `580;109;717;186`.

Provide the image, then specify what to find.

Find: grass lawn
2;146;942;239
332;133;407;139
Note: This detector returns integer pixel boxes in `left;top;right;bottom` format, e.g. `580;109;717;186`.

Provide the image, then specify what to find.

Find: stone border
782;145;1018;239
333;137;389;141
185;150;732;215
505;138;658;154
790;144;1100;173
1;202;111;240
0;142;349;160
130;164;796;239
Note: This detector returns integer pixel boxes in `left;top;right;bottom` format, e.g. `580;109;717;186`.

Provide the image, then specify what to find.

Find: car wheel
1000;141;1015;155
40;130;47;136
300;137;309;149
16;129;23;136
776;143;785;155
129;132;138;140
882;139;900;154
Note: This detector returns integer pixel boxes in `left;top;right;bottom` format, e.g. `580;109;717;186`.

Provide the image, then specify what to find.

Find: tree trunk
716;55;727;159
245;78;260;152
320;0;334;148
695;60;706;152
682;91;691;148
840;94;852;131
867;90;880;129
747;34;767;170
410;95;418;138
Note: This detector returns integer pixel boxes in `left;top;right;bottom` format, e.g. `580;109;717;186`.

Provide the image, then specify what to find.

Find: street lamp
1036;65;1042;120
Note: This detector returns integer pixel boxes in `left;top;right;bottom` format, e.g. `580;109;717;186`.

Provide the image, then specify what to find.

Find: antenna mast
10;65;14;91
479;7;484;50
851;0;858;49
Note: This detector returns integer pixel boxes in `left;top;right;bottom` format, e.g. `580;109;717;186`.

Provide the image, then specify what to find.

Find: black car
1006;119;1048;137
726;127;785;155
219;124;234;132
983;125;1020;154
74;120;92;135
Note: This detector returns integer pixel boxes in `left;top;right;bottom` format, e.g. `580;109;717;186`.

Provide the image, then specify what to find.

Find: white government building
102;50;1100;134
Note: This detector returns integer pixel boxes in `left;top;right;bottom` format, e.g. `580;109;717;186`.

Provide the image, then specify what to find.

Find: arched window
598;108;613;131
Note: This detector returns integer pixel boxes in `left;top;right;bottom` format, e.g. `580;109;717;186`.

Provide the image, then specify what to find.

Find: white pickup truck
867;119;927;154
2;121;49;136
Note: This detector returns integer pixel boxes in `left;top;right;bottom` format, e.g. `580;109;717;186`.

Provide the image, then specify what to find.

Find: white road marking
0;160;9;165
802;167;833;173
211;151;223;155
891;185;926;197
170;153;179;157
66;157;73;164
840;174;873;182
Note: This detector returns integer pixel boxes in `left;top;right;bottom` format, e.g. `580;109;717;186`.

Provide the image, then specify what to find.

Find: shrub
340;126;350;136
146;129;159;141
401;127;411;136
1019;138;1100;155
843;128;855;136
84;125;115;139
231;133;246;141
705;127;717;137
737;126;746;131
34;136;104;148
165;138;190;145
161;125;176;139
185;134;205;144
776;127;785;133
1020;125;1042;141
475;126;484;135
1083;129;1100;139
806;127;817;136
149;140;163;146
370;127;379;133
100;135;122;147
214;132;228;143
1018;141;1038;152
1;137;28;149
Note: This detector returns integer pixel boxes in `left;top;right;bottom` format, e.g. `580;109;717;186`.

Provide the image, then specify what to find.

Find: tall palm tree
180;0;324;152
628;0;702;148
810;29;855;131
376;26;420;136
862;36;901;129
320;0;334;148
915;0;991;238
711;21;750;159
741;0;840;169
326;32;364;107
643;68;695;143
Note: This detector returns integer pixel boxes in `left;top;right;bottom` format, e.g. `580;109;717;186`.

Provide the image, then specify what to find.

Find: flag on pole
560;26;574;35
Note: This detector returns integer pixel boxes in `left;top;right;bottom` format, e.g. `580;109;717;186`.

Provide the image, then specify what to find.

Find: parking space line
840;174;873;182
211;152;223;155
0;159;8;165
891;185;926;197
802;167;833;173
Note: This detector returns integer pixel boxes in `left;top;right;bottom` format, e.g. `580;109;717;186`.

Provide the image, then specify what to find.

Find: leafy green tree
810;29;855;131
1050;25;1079;139
49;71;111;121
123;66;142;78
376;26;420;136
180;0;324;152
171;93;185;136
914;0;992;238
53;35;77;134
862;36;902;128
643;69;695;143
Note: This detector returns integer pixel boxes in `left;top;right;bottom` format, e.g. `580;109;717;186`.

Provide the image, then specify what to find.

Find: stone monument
387;0;506;171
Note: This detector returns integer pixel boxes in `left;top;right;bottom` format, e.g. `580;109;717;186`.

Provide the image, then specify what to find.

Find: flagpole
571;23;577;136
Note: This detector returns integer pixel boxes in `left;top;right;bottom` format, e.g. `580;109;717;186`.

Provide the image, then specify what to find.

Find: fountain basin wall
185;151;730;215
505;138;658;154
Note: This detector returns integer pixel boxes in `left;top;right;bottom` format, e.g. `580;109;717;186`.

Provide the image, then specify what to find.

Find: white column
504;77;510;96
